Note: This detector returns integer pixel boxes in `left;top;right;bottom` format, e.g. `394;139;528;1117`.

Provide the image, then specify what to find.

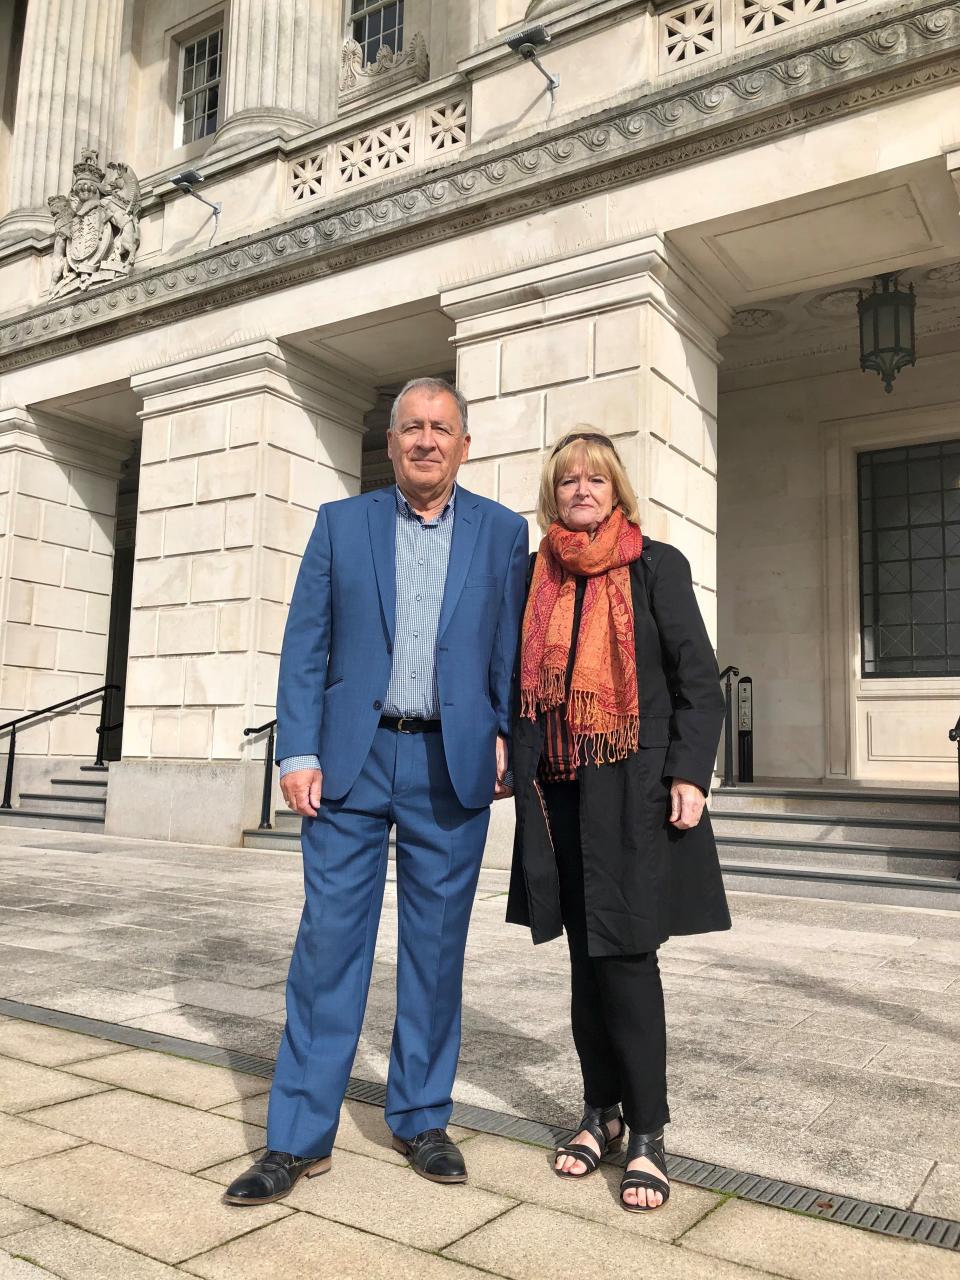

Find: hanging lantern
857;273;917;393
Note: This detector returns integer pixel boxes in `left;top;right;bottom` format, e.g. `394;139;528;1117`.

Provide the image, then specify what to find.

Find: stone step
50;776;108;789
0;808;106;833
720;861;960;911
17;792;107;816
242;829;303;852
711;810;960;852
78;764;109;773
715;834;960;879
710;785;958;822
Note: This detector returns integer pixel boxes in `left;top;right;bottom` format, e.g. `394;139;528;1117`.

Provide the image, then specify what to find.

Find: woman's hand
669;779;705;829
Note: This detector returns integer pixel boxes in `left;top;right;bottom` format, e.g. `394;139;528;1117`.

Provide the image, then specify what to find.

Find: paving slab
180;1211;490;1280
0;1198;47;1238
0;1021;131;1068
22;1089;264;1174
0;1144;290;1264
0;1251;50;1277
9;985;182;1025
138;980;287;1019
443;1202;770;1279
864;1043;960;1089
455;1133;720;1241
64;1049;271;1110
201;1145;514;1251
679;1197;960;1280
0;1057;110;1114
0;1114;83;1168
126;1008;282;1059
2;1220;183;1278
913;1160;960;1221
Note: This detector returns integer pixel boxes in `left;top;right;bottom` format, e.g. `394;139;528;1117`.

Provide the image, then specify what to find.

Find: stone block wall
0;409;124;766
448;235;727;641
107;340;373;845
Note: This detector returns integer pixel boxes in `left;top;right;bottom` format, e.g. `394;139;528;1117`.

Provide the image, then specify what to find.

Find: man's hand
494;734;513;801
669;779;705;830
281;768;323;818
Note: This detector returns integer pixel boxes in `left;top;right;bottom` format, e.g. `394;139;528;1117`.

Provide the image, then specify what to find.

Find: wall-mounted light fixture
170;169;222;247
857;273;917;393
505;24;559;110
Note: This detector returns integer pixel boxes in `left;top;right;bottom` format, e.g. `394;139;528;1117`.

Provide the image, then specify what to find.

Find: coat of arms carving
47;149;142;298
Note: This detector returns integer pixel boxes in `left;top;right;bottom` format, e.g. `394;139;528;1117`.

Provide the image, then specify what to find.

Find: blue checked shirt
279;485;455;778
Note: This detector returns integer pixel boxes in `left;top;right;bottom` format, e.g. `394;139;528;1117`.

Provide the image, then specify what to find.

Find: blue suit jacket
276;485;529;810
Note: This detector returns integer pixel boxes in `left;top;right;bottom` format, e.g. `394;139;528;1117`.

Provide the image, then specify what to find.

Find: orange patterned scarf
520;507;644;766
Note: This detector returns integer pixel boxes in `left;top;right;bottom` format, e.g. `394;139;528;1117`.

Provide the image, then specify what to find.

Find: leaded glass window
859;441;960;677
351;0;404;65
179;26;222;146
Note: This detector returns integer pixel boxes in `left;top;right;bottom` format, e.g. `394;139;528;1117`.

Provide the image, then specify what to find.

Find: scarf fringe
521;667;567;721
568;687;639;765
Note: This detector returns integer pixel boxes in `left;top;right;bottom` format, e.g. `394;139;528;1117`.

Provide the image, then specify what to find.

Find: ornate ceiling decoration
724;259;960;369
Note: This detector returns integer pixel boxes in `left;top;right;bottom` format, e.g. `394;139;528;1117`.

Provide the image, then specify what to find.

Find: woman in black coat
507;428;729;1212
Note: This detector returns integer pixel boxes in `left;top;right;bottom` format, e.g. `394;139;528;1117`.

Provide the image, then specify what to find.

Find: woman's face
555;462;616;533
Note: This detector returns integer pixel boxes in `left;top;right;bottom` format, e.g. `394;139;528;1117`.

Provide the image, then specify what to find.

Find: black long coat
506;538;731;956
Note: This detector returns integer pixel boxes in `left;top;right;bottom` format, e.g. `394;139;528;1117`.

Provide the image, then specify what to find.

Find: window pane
858;439;960;677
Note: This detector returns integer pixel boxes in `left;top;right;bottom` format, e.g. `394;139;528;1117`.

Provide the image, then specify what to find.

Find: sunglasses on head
551;432;620;458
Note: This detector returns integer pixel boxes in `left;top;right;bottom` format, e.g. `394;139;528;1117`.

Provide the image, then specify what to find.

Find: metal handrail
718;665;739;789
244;719;278;831
1;683;120;810
949;716;960;860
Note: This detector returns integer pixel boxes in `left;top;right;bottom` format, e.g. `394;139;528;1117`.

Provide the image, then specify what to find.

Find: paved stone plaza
0;825;958;1277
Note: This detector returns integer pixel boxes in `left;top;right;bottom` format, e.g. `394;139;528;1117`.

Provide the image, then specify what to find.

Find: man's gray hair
389;377;469;435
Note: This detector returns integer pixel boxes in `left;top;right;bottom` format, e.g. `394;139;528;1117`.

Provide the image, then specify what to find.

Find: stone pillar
443;234;730;642
0;408;125;792
0;0;124;242
443;236;728;868
210;0;328;153
107;339;374;846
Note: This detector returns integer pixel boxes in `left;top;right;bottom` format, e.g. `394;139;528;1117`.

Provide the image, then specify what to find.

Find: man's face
387;388;470;498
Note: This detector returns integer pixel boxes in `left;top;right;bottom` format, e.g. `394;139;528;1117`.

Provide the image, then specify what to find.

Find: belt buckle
397;717;409;733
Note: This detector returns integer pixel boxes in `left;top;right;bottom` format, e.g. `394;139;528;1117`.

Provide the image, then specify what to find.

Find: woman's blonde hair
535;427;640;533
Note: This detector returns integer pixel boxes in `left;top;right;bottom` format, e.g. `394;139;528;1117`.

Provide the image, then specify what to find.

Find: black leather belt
379;715;442;734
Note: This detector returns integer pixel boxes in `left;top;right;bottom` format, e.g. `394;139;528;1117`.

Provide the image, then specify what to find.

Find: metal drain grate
2;997;957;1253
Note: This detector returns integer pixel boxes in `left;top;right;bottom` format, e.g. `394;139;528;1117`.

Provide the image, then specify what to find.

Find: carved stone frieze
339;32;429;106
1;0;958;370
47;150;142;299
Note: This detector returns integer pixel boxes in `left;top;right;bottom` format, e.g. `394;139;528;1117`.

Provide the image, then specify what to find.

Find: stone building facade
1;0;960;846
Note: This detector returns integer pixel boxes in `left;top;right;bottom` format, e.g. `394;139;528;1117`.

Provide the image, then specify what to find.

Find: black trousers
544;780;669;1134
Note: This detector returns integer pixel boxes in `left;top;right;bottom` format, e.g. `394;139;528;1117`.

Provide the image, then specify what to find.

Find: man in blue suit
225;377;528;1202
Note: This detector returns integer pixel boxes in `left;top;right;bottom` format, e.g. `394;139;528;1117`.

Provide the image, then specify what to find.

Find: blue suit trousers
266;726;491;1156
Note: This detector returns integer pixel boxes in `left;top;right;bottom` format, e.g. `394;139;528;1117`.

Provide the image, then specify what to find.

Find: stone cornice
1;0;957;373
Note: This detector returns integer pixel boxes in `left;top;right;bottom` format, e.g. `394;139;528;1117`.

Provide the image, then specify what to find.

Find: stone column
0;407;125;793
0;0;124;243
108;339;374;846
210;0;328;153
443;234;730;641
442;236;728;868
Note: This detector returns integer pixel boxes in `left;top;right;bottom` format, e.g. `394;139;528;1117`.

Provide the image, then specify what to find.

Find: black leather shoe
391;1128;467;1184
223;1149;331;1205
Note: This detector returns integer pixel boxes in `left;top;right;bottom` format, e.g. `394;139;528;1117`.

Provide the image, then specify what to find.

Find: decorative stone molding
658;0;871;73
1;0;957;370
47;150;142;299
287;97;468;206
339;32;430;108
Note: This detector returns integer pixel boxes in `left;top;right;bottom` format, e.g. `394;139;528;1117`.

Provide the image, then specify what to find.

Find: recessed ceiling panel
706;186;936;292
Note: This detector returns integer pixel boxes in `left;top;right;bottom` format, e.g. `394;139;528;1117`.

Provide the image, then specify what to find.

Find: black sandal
620;1129;670;1211
554;1103;623;1178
